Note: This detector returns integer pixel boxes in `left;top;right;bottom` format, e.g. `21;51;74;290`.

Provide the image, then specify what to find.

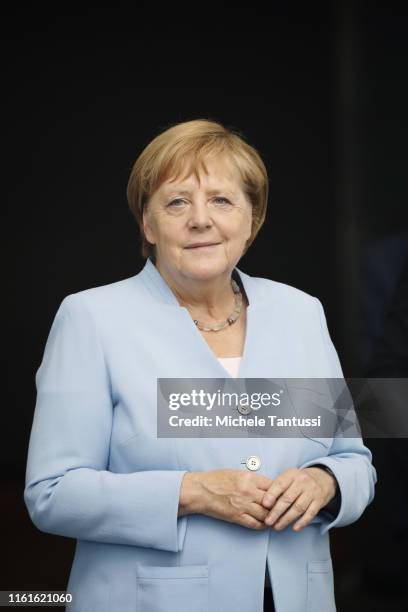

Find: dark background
4;1;408;610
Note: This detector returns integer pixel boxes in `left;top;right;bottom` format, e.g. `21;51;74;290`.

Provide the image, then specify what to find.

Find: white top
217;356;242;378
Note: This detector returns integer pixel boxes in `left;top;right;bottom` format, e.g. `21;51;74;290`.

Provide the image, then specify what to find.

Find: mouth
185;242;221;250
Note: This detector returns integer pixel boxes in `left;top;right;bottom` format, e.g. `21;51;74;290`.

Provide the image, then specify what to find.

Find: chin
182;258;229;280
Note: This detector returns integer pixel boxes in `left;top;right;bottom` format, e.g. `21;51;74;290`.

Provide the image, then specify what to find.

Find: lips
185;242;220;249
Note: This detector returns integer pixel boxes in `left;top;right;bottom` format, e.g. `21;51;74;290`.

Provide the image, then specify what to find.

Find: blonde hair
126;118;269;260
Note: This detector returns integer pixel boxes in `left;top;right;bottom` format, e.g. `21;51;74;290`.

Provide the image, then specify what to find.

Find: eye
213;197;231;205
168;198;186;207
167;196;231;208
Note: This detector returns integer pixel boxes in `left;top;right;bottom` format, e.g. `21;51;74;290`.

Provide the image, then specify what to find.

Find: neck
154;259;238;321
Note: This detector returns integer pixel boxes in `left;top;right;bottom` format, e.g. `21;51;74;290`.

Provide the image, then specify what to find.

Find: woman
24;119;377;612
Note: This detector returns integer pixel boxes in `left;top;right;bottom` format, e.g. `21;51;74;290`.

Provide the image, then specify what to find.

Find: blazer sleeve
24;294;188;553
299;297;378;535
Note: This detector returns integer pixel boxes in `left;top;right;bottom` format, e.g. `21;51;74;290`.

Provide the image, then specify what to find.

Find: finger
291;500;322;532
265;492;296;526
252;487;272;506
237;476;273;506
241;512;269;530
247;501;270;522
264;487;302;526
261;469;298;509
254;474;275;491
272;493;313;531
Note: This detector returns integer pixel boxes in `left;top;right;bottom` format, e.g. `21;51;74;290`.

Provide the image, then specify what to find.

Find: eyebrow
165;188;236;198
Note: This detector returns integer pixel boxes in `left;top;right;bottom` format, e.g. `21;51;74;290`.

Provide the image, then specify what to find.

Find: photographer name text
167;415;322;427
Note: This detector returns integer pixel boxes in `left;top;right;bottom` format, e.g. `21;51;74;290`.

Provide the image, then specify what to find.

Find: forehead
158;154;243;194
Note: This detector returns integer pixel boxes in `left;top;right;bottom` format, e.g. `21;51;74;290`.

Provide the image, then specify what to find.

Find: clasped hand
261;466;337;532
180;466;337;532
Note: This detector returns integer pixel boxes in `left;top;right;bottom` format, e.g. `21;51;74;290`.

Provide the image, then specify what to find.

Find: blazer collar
139;256;262;309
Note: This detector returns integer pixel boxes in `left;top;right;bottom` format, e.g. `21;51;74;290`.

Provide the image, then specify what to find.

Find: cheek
224;210;252;239
244;211;253;240
153;215;180;240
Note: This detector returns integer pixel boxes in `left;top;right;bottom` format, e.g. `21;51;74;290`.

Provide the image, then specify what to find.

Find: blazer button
245;455;261;471
237;401;252;415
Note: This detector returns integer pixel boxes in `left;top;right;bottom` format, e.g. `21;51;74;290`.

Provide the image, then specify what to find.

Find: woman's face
143;154;253;283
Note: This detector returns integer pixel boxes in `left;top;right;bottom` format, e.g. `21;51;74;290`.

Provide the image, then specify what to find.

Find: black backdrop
4;2;408;611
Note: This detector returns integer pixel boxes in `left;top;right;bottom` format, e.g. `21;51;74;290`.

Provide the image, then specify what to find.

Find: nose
186;198;214;230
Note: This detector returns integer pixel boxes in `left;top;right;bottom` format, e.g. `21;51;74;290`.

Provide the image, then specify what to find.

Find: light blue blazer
24;257;377;612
